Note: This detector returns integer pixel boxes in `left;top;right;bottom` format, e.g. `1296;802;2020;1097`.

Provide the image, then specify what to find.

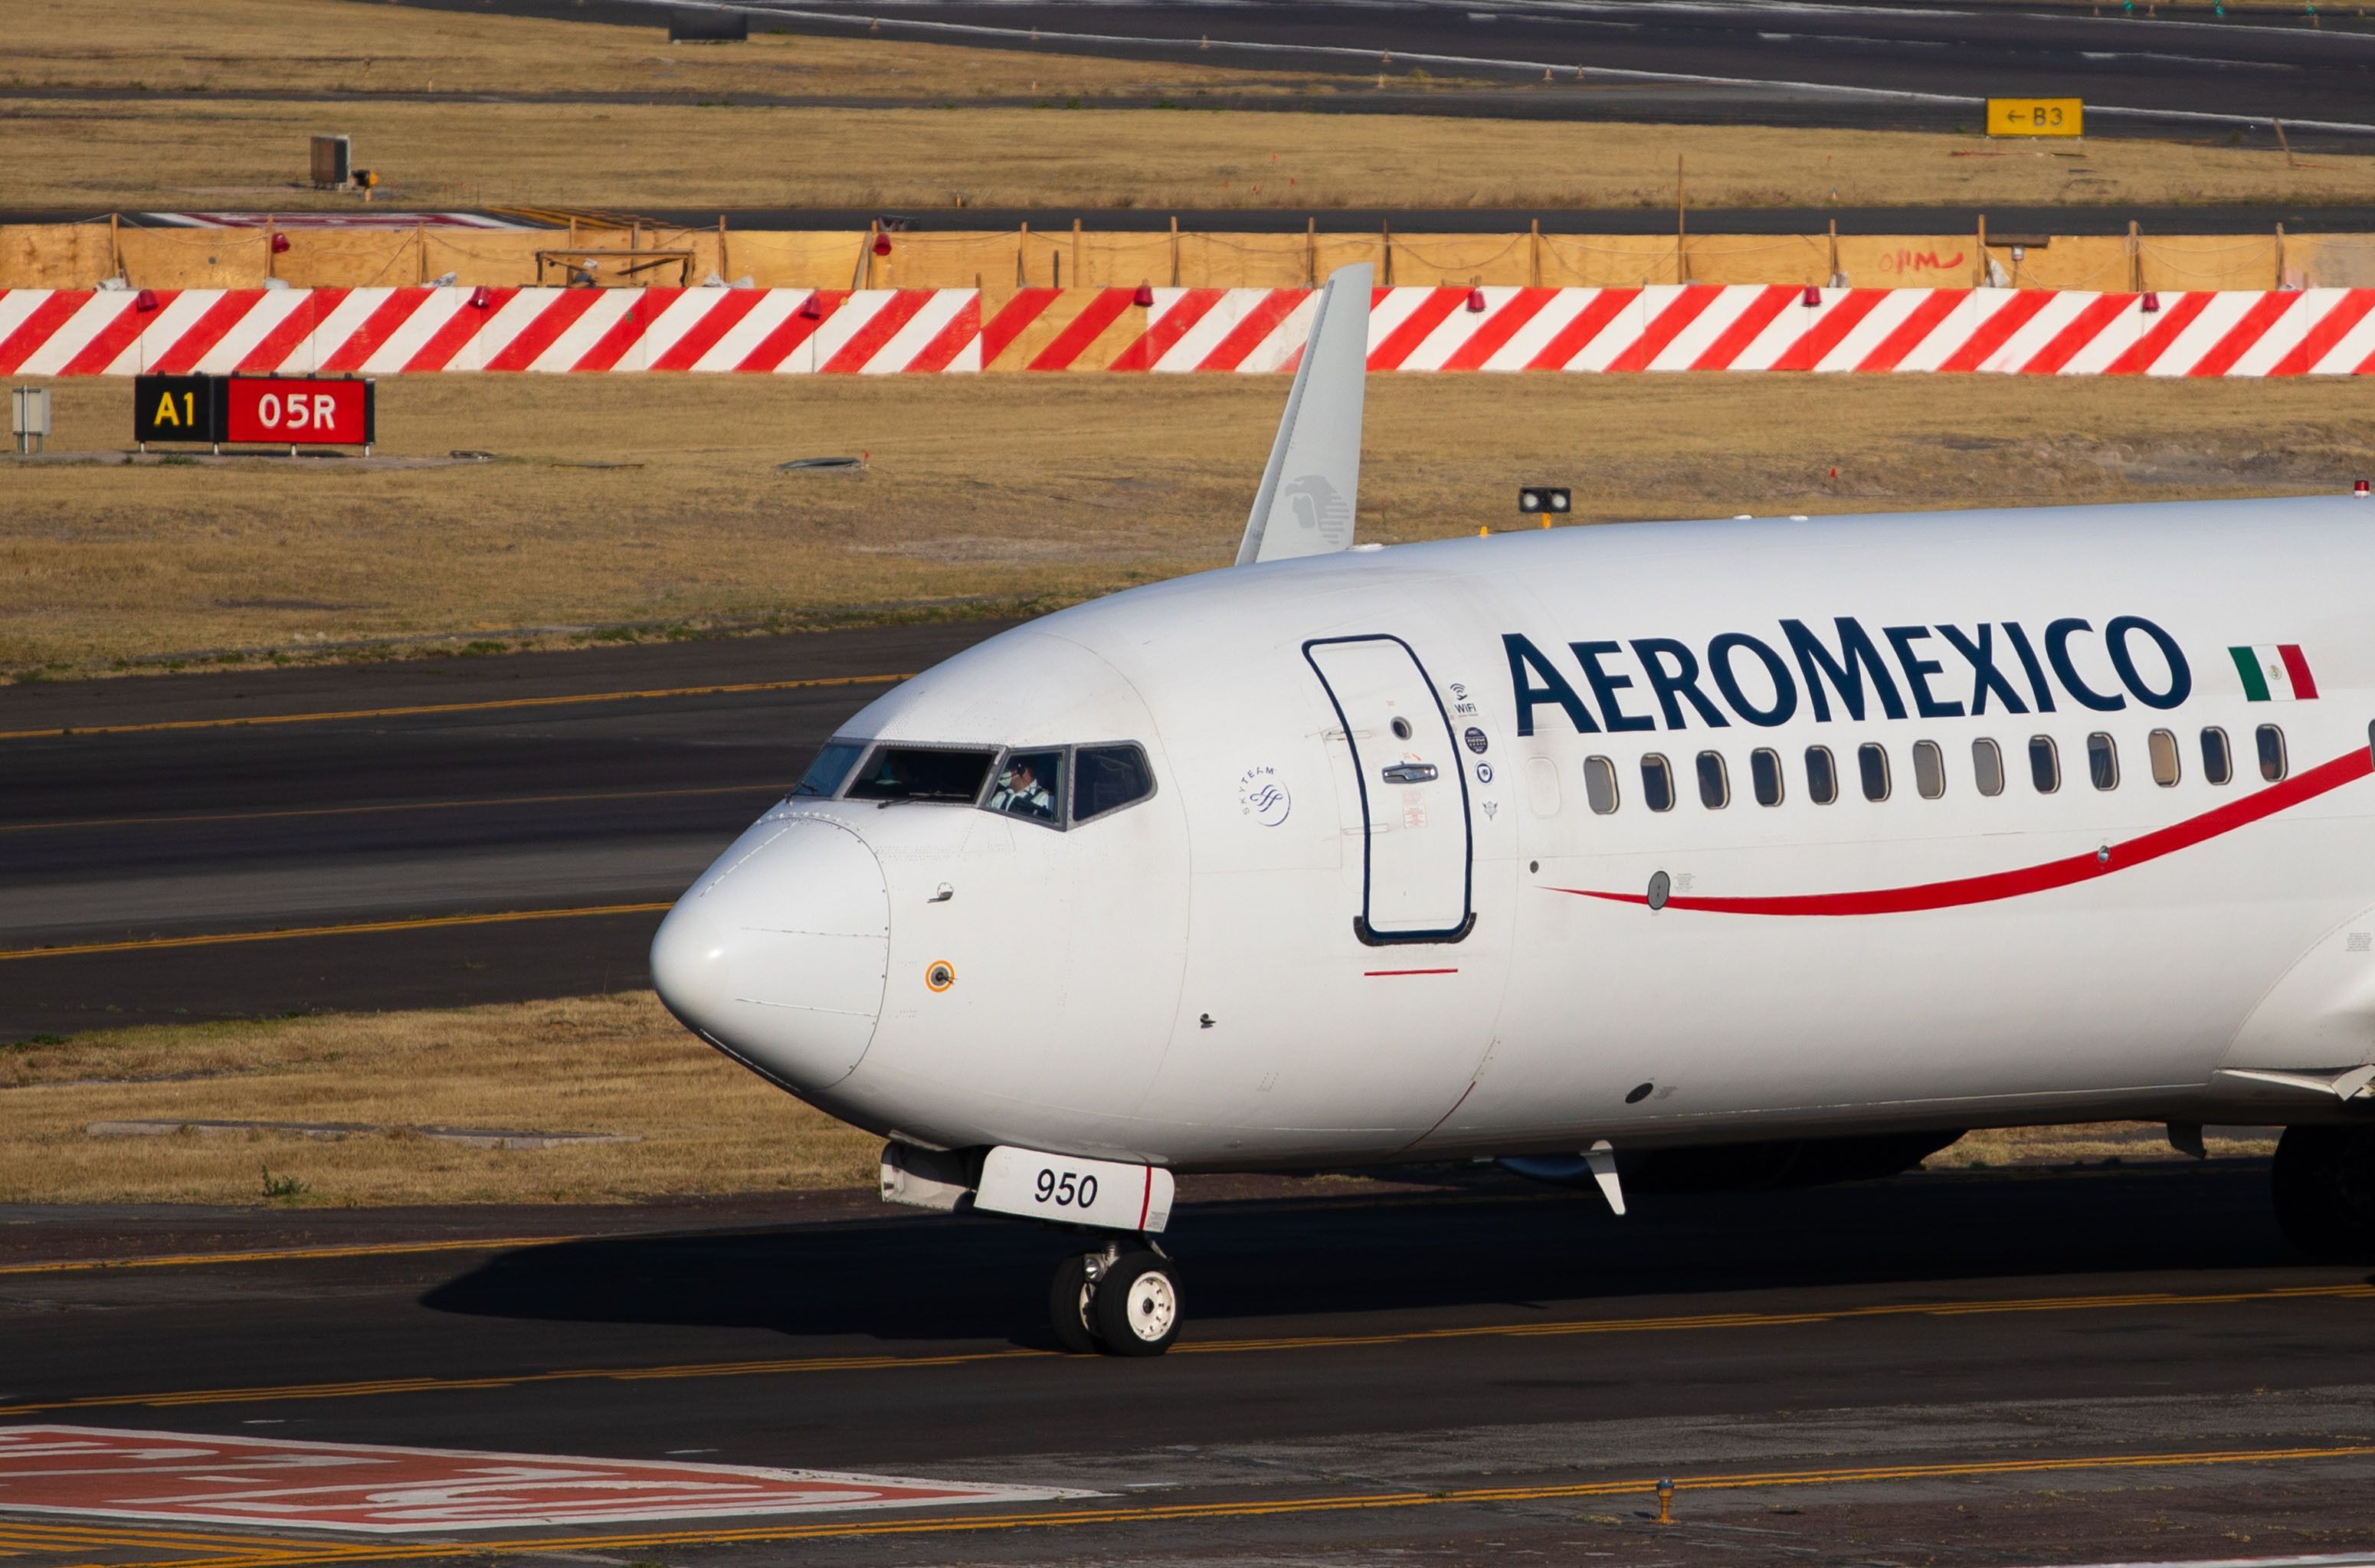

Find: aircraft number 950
1034;1168;1099;1208
972;1144;1179;1234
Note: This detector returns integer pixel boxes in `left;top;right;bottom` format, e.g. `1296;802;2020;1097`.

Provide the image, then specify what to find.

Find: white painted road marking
0;1426;1094;1532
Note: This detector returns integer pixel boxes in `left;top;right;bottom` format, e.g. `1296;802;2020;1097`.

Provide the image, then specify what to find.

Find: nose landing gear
2272;1124;2375;1262
1050;1242;1183;1357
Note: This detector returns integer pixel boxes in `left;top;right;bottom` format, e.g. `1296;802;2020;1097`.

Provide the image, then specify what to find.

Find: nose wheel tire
1048;1252;1102;1354
2272;1124;2375;1262
1091;1249;1182;1357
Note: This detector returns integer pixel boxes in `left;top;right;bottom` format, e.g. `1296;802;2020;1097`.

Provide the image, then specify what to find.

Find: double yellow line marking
21;1445;2374;1568
0;672;910;742
4;1281;2368;1420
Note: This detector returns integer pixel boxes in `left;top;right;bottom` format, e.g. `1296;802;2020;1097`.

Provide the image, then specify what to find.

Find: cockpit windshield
845;745;998;804
801;739;1155;826
789;739;865;798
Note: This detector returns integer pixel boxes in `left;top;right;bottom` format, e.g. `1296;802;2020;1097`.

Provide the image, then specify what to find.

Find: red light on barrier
872;233;893;257
133;290;159;313
1801;286;1821;307
270;233;292;254
2140;293;2160;313
1132;282;1155;307
1465;287;1487;313
798;293;824;320
2357;479;2370;497
467;286;492;309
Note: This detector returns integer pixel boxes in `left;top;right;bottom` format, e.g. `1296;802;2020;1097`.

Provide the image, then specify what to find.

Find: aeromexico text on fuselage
1502;616;2195;735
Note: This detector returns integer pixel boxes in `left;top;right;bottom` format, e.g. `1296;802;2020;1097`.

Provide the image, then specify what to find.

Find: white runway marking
0;1426;1096;1533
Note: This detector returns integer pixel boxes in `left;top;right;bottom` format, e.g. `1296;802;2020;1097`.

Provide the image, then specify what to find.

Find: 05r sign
225;376;374;447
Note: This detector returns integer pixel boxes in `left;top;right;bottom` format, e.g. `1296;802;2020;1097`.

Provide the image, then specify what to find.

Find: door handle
1381;762;1438;784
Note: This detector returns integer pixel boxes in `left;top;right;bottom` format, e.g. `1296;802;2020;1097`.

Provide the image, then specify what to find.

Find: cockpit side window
988;749;1066;826
1073;744;1155;823
845;745;998;804
788;739;865;799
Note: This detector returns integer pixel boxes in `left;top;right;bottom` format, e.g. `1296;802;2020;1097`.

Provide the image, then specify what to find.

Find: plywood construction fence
3;221;2360;294
8;283;2373;378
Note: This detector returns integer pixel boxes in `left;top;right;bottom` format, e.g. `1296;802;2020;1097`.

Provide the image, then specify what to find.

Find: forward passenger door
1304;635;1474;944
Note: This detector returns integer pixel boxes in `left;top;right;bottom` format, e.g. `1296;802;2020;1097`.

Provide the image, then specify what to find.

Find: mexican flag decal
2229;644;2318;702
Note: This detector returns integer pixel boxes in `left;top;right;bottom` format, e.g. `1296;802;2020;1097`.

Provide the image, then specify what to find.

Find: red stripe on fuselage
1550;745;2371;918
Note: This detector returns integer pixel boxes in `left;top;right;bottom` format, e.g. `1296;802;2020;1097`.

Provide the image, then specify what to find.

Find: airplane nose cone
650;817;890;1092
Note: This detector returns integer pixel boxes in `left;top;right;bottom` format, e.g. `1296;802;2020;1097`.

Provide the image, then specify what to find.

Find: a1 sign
133;374;222;444
225;376;374;447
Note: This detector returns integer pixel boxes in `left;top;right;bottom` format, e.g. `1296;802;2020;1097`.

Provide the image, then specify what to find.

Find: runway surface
0;624;1007;1040
5;1160;2374;1563
359;0;2375;138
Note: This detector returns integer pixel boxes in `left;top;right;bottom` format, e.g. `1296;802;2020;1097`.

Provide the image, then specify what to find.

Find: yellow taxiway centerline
0;1236;598;1278
33;1445;2375;1568
0;783;783;835
0;673;911;743
0;903;674;962
3;1282;2368;1420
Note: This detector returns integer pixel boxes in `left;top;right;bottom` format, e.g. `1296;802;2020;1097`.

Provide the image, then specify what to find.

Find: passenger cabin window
1073;745;1155;824
1858;742;1890;802
988;748;1066;825
1641;754;1676;813
1584;755;1620;815
1805;745;1839;805
2088;732;2119;791
2201;726;2232;785
2257;724;2288;782
1912;740;1945;800
1697;751;1729;809
1750;748;1784;807
2148;728;2180;787
1973;738;2005;797
2029;735;2060;794
791;739;864;798
847;745;998;804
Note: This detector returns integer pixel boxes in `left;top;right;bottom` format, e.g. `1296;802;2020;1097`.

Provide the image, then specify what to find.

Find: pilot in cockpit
988;754;1058;822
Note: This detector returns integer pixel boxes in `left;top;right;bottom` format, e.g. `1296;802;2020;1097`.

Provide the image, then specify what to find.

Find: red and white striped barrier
6;284;2373;376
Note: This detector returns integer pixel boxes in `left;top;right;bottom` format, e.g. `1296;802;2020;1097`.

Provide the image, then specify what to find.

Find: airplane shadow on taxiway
419;1164;2313;1350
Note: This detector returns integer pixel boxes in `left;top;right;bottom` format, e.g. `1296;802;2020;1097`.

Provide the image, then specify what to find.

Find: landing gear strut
2272;1124;2375;1262
1049;1242;1183;1357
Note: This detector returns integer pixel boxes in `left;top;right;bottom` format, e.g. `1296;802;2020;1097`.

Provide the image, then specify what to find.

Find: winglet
1235;263;1372;567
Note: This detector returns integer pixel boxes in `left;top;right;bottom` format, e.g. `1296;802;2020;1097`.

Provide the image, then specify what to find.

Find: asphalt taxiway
351;0;2375;138
0;624;1007;1039
4;1160;2373;1564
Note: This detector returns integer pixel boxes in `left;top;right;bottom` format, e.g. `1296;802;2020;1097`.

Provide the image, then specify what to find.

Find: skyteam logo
1237;764;1292;826
1504;616;2193;735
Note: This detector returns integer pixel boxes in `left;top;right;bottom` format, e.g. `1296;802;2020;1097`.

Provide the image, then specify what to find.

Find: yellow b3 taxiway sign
1987;97;2082;136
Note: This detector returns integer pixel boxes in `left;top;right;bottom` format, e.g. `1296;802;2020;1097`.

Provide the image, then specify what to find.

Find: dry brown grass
10;97;2370;214
0;991;880;1206
0;990;2271;1206
1932;1124;2276;1167
9;373;2375;678
7;0;1339;100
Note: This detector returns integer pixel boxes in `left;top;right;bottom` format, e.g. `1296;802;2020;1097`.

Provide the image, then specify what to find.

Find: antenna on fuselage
1234;262;1371;567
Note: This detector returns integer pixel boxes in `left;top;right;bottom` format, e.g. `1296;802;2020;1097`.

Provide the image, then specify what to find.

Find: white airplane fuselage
651;496;2375;1173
